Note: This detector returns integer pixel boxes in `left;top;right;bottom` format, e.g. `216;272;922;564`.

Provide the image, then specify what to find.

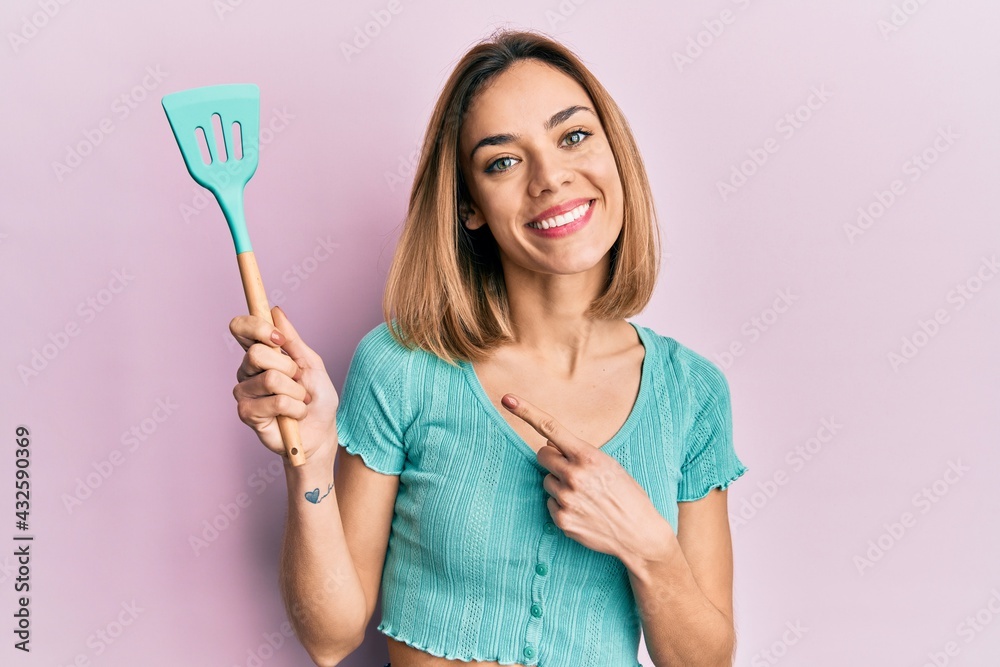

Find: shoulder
352;319;425;363
345;319;443;388
632;322;730;398
340;321;430;425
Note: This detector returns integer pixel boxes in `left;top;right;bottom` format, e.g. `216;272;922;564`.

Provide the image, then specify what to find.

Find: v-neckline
459;321;651;469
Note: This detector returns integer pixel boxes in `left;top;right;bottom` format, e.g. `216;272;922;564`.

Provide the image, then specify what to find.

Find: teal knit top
335;320;747;667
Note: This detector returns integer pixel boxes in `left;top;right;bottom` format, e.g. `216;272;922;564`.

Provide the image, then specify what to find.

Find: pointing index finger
501;394;581;457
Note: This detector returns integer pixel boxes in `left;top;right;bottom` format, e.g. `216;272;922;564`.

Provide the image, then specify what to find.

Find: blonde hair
382;28;660;365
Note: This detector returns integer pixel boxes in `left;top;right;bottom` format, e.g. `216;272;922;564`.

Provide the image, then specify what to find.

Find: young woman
230;29;748;667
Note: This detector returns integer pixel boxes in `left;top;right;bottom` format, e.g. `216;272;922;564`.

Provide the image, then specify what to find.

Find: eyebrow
467;105;596;162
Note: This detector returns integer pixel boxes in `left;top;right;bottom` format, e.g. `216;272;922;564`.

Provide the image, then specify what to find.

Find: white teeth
529;200;592;229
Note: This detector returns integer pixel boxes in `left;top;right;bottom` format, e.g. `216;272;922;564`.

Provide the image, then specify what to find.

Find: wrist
282;432;337;476
622;515;681;578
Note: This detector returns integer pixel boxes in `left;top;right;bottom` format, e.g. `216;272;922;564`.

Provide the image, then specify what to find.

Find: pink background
3;1;999;665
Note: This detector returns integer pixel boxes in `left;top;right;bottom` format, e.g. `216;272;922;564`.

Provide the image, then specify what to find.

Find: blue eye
486;156;516;174
484;130;594;174
564;129;592;146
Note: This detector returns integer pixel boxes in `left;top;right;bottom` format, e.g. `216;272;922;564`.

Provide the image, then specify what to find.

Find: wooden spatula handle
236;251;307;467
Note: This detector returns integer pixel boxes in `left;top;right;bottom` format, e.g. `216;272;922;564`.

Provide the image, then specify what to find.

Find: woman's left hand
501;393;675;565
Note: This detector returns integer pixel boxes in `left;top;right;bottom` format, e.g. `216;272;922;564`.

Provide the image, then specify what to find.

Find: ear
461;201;486;231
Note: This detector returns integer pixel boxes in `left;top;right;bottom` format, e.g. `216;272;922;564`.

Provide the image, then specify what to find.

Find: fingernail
502;395;517;409
271;330;285;344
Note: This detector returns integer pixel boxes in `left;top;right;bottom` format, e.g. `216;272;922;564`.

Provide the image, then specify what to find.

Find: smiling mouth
526;199;595;230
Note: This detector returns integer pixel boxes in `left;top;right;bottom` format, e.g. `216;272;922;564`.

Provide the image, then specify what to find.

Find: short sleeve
676;347;748;501
335;323;411;475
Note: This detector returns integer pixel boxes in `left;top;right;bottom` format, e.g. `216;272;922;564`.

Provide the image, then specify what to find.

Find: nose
527;147;574;199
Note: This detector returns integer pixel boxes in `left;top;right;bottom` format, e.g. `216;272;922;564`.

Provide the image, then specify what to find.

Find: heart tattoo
305;481;334;504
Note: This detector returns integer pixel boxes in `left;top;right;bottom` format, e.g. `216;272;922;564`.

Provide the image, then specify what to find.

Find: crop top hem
377;623;528;665
378;622;645;666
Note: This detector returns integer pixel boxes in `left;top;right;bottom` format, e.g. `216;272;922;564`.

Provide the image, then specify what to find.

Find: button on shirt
335;320;748;666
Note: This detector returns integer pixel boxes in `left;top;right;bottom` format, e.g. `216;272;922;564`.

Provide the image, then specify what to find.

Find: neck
499;252;617;377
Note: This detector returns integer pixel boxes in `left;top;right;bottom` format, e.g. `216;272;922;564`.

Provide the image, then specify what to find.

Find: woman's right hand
229;305;339;464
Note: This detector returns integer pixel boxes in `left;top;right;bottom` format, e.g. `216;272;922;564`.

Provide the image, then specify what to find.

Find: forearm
280;432;366;665
623;519;735;667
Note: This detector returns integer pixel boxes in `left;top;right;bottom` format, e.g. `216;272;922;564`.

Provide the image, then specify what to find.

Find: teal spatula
161;83;305;467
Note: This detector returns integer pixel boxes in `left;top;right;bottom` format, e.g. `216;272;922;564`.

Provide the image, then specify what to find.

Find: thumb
271;306;324;369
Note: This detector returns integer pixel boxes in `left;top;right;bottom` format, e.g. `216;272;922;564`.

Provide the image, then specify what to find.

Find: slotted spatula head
162;83;260;253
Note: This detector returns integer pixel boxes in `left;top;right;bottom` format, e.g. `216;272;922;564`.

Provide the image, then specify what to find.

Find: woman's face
458;59;624;282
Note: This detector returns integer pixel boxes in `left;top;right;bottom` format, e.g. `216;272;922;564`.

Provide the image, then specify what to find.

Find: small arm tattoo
304;481;334;504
